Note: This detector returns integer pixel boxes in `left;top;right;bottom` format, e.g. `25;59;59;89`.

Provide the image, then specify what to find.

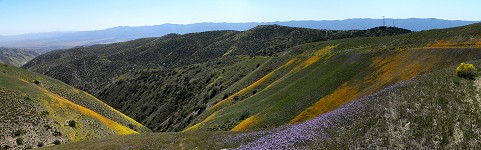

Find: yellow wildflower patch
82;91;146;128
292;48;442;124
38;87;138;135
290;83;359;123
289;45;337;74
183;112;218;132
231;114;262;131
211;57;301;111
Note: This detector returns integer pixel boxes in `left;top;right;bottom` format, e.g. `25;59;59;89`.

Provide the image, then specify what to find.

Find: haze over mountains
0;18;477;52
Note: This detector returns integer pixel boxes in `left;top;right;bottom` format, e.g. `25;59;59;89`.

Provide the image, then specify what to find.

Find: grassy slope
186;23;481;131
40;23;481;149
42;58;481;150
0;64;149;149
22;25;411;132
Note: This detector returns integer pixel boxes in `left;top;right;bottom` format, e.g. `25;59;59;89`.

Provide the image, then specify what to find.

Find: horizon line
1;17;479;36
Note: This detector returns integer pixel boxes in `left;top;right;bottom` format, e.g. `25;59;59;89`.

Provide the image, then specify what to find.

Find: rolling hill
186;23;481;132
42;25;481;148
24;25;411;132
1;18;476;52
0;64;150;149
0;48;39;67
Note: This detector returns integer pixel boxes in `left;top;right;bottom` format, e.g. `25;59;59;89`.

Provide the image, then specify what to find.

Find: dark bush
3;145;12;149
33;80;40;85
53;140;61;145
12;130;24;137
16;137;24;145
239;111;250;121
37;142;44;147
67;120;76;128
128;124;136;131
52;131;62;136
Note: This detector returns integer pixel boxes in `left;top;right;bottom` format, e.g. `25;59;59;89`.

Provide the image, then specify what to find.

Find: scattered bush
67;120;76;128
3;145;12;149
128;124;136;131
52;131;62;136
37;142;44;147
12;130;24;137
456;63;478;79
33;80;40;85
239;111;251;121
53;140;61;145
16;137;24;145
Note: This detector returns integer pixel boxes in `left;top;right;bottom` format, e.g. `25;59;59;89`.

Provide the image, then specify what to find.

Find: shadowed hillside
0;64;149;149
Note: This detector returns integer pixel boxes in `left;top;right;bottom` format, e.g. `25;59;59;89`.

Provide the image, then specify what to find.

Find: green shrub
456;63;478;79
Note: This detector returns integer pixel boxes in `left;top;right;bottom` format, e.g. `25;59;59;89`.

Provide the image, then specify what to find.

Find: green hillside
0;48;39;67
24;25;411;132
186;23;481;132
42;54;481;149
0;64;149;149
14;22;481;149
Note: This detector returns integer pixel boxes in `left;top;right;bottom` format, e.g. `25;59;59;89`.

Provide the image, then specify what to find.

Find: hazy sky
0;0;480;35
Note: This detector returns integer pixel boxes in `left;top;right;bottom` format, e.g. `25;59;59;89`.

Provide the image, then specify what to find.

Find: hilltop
24;25;411;132
0;64;150;149
1;18;474;52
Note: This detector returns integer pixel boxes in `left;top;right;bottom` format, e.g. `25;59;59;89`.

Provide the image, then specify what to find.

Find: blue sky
0;0;479;35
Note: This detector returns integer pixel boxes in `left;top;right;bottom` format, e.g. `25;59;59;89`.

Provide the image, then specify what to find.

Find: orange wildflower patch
426;38;481;48
183;112;218;132
289;45;337;74
231;114;262;131
292;48;442;124
426;40;456;48
290;83;359;123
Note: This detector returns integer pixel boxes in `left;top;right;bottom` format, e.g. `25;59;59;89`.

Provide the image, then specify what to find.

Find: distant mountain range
0;18;478;52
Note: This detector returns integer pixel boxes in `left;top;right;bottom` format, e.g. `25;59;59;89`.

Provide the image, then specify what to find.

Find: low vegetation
0;64;149;149
456;63;477;79
42;61;481;149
